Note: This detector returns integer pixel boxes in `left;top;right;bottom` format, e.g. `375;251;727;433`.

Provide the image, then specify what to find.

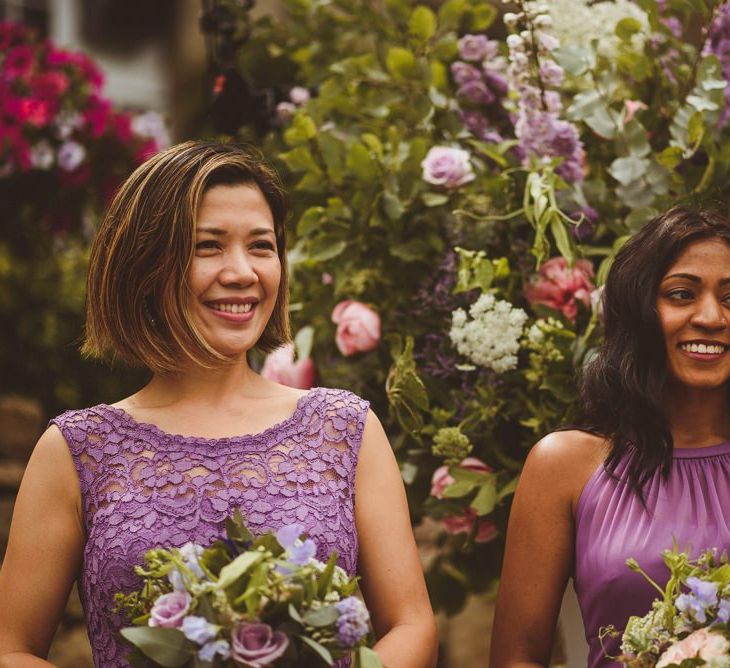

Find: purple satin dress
574;441;730;667
50;387;368;668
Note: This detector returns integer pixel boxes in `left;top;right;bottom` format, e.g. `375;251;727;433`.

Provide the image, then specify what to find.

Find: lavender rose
148;591;191;629
421;146;475;189
450;61;482;85
230;623;289;668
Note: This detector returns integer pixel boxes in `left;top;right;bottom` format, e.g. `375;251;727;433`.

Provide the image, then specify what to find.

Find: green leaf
468;3;497;31
307;238;347;262
346;143;379;182
216;551;264;590
408;6;437;42
390;238;430;262
381;191;405;221
438;0;469;29
280;146;319;173
295;326;315;360
615;17;643;41
442;479;476;498
386;47;418;79
297;206;325;236
609;156;650;186
284;114;318;147
289;603;304;624
120;628;191;667
656;146;684;170
470;480;497;516
354;646;385;668
625;207;658;233
553;46;594;76
421;192;449;207
316;551;338;598
300;636;335;665
584;107;621;139
550;217;574;265
496;475;520;503
302;605;339;627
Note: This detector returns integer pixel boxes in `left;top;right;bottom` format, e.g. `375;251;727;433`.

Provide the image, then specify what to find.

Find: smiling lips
678;341;729;360
204;299;258;322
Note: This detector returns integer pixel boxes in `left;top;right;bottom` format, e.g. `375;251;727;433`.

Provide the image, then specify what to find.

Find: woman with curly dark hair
491;206;730;667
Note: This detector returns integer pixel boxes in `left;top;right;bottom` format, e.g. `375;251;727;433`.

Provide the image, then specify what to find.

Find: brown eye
667;289;693;301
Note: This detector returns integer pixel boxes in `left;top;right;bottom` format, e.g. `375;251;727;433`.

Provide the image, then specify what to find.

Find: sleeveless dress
574;441;730;667
50;386;369;668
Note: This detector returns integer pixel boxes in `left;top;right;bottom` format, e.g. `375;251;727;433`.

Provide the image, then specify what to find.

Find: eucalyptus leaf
216;551;264;590
307;238;347;262
299;636;335;665
470;480;497;516
295;326;315;361
553;46;594;76
120;628;192;668
608;156;650;186
354;646;386;668
302;604;339;627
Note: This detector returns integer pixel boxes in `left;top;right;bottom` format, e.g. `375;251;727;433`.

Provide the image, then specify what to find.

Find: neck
664;381;730;448
135;356;269;410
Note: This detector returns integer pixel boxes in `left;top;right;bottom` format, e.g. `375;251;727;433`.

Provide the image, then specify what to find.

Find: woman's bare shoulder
520;430;609;508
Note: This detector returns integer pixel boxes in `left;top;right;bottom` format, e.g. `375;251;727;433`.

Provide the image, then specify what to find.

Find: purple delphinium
276;523;317;566
687;577;719;606
334;597;370;648
717;599;730;623
198;639;231;662
182;616;218;645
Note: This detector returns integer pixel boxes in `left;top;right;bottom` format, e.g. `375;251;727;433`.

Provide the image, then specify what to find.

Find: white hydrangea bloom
450;293;528;373
540;0;648;58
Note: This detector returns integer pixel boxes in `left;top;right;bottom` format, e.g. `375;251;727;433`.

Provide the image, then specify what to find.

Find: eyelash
195;241;276;251
666;289;730;303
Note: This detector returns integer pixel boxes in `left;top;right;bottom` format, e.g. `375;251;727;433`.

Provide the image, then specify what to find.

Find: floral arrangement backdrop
0;22;169;411
202;0;730;613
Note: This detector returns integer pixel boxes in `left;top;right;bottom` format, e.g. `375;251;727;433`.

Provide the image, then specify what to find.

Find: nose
690;293;728;331
218;248;258;287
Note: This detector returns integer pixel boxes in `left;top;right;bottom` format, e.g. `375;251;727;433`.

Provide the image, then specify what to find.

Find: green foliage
208;0;730;613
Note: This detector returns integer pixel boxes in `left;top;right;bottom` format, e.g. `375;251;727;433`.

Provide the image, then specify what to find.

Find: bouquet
603;545;730;667
115;511;384;668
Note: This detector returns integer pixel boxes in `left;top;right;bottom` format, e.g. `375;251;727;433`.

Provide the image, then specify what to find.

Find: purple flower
334;597;370;648
539;61;564;87
57;140;86;172
149;591;191;629
458;80;495;105
458;34;494;62
717;599;730;623
182;616;218;645
482;69;509;97
571;206;598;242
169;542;205;591
676;593;708;624
421;146;475;189
276;524;305;549
199;639;231;662
289;538;316;565
450;61;482;85
687;577;719;606
230;623;289;668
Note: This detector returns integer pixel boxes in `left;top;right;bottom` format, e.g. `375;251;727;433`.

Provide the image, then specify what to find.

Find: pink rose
442;511;498;543
331;300;381;356
430;458;497;543
657;628;730;668
230;622;289;668
421;146;475;189
148;591;190;629
457;35;497;62
260;343;316;390
524;256;595;321
430;457;492;499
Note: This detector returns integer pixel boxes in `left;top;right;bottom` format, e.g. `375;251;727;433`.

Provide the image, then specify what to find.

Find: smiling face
657;237;730;390
188;183;281;360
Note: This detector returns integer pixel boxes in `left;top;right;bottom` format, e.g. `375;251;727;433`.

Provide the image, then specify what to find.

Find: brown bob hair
82;140;291;373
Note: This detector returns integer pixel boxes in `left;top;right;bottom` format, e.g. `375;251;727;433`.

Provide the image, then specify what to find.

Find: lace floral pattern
51;387;369;668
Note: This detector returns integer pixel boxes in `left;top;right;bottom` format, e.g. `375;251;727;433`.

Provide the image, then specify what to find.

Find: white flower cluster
450;293;528;373
544;0;648;58
524;317;565;363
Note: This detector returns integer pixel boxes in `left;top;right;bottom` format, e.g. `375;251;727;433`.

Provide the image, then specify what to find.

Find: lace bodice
50;387;369;668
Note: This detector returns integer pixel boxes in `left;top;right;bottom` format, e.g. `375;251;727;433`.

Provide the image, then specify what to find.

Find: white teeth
209;303;253;314
680;343;726;355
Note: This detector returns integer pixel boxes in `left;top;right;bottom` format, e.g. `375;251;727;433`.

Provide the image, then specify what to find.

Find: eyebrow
663;272;730;286
195;226;275;237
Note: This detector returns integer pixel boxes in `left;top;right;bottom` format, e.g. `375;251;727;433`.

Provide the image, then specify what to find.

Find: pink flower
331;300;381;356
4;45;34;79
430;457;492;499
260;343;316;390
31;71;70;99
442;511;498;543
84;96;111;137
457;34;497;62
230;623;289;668
524;256;595;321
421;146;475;189
289;86;310;106
18;97;55;127
148;591;190;629
430;458;497;543
657;628;730;668
624;99;647;124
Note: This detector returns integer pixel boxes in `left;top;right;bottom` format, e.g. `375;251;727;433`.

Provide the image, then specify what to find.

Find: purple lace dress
50;387;369;668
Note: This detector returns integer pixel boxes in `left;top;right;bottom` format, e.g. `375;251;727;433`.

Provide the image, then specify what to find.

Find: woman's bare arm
355;411;438;668
0;426;85;666
490;430;605;668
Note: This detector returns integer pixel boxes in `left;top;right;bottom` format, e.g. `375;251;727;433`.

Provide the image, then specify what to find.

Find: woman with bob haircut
0;141;438;668
491;206;730;667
